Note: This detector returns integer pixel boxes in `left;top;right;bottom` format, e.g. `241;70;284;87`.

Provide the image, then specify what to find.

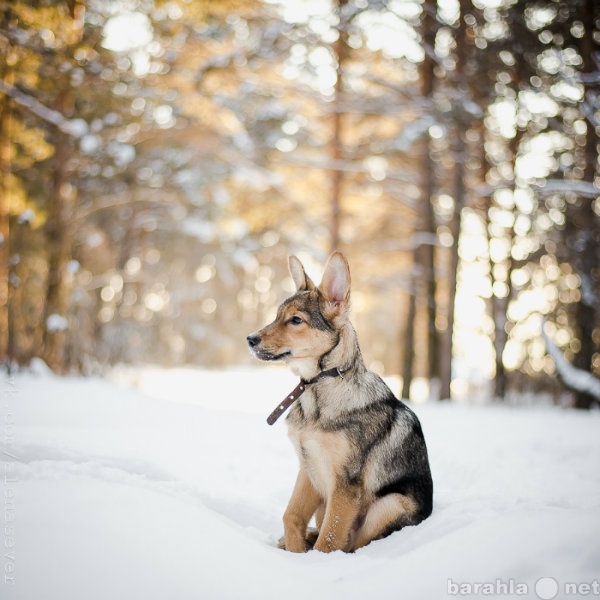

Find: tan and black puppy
247;252;433;553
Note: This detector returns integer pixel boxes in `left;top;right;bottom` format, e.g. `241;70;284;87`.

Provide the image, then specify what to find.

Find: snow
62;118;88;138
16;210;34;225
181;218;217;243
45;314;69;332
2;366;600;600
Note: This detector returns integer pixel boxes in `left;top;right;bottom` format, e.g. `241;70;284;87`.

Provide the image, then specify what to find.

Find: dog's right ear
288;255;316;292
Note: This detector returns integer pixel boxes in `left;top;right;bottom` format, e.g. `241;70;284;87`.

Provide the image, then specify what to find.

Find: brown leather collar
266;367;349;426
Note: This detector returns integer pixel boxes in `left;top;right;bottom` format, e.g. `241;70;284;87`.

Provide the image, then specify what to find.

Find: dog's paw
277;527;320;552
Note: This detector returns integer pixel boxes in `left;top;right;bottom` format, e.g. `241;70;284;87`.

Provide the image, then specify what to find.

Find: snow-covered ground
2;364;599;600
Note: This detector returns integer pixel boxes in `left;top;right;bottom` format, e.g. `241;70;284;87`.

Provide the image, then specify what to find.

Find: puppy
247;252;433;552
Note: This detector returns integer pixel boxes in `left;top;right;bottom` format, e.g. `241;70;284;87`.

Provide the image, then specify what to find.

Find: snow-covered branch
372;232;443;252
271;155;415;184
535;179;599;198
0;79;83;137
542;319;600;401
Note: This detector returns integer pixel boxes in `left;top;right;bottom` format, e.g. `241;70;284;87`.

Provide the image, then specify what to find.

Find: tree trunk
571;0;599;409
419;143;438;389
439;0;467;401
439;138;464;400
401;283;417;400
42;93;75;374
489;32;524;400
411;0;438;394
0;119;9;366
487;206;516;400
0;45;13;367
329;0;349;253
42;2;84;373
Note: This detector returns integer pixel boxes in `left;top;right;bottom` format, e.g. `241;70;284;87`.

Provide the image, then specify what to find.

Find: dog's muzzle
246;334;291;361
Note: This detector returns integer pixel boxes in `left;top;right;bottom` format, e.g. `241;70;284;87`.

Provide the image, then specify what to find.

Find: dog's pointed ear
288;255;316;292
319;252;350;305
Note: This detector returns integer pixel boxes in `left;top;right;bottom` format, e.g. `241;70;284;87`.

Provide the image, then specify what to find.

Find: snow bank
1;367;599;600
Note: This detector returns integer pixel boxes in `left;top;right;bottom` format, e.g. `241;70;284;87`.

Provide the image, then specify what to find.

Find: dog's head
247;252;351;374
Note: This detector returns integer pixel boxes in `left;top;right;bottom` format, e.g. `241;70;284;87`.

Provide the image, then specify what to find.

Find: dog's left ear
319;252;351;307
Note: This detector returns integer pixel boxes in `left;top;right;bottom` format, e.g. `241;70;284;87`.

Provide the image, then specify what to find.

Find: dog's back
248;252;433;552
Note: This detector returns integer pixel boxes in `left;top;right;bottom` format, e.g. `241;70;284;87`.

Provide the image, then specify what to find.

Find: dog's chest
288;424;351;498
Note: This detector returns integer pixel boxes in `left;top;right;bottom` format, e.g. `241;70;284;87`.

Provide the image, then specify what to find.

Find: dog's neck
287;321;363;381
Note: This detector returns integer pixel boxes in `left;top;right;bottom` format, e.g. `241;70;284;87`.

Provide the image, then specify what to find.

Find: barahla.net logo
448;577;600;598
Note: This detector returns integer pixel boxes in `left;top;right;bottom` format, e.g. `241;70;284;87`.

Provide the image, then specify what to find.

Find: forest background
1;0;599;407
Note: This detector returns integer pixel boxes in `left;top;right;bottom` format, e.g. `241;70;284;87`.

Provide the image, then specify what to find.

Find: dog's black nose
247;334;261;348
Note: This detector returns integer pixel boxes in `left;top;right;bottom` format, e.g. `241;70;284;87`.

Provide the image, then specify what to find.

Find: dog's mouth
253;349;292;361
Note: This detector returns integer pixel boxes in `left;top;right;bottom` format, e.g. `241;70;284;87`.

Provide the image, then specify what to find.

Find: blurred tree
438;0;468;401
568;0;599;408
329;0;350;253
485;1;534;400
42;1;84;373
403;0;439;400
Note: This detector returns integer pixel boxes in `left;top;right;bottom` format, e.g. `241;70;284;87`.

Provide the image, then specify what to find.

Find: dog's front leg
283;468;322;552
314;486;361;553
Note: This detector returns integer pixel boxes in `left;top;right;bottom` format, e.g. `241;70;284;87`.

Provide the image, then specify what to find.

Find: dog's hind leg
351;493;419;550
282;468;322;553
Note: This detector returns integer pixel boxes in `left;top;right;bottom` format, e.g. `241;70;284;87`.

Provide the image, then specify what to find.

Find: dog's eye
288;316;304;325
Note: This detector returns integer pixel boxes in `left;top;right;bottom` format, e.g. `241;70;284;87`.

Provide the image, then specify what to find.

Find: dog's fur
247;252;433;553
